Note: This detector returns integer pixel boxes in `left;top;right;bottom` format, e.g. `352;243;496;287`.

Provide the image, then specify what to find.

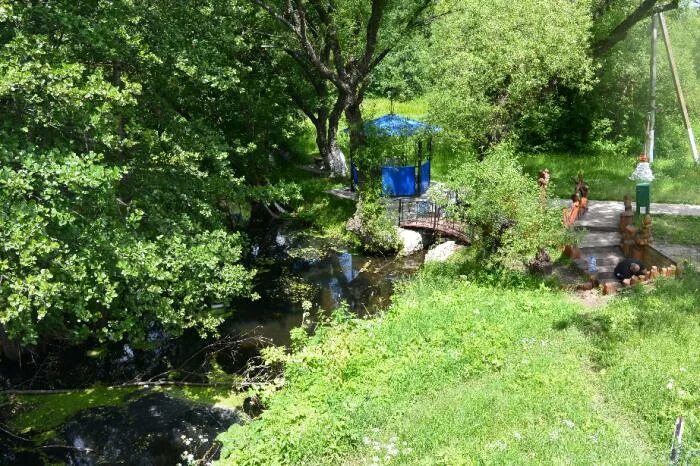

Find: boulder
397;227;423;256
425;241;465;263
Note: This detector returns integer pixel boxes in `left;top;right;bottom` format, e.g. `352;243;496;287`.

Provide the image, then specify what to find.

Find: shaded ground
2;391;241;466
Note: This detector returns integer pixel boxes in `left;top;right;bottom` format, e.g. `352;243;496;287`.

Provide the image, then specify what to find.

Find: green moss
7;384;245;445
8;387;138;439
163;386;245;411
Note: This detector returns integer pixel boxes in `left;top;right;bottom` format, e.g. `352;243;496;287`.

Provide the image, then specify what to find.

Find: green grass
361;97;430;120
217;255;700;464
277;166;356;241
519;152;700;204
652;214;700;245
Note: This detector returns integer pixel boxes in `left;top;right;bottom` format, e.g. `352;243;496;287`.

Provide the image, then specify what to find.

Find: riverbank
0;178;427;463
217;252;700;464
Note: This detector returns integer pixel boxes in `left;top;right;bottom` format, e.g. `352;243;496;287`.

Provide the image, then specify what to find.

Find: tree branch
593;0;679;56
361;0;387;72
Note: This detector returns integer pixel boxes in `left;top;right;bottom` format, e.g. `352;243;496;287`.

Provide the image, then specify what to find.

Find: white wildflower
487;439;507;450
666;379;675;390
562;419;575;429
513;431;522;440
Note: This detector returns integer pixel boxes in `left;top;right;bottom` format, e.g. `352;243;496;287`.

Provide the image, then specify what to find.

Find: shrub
346;184;400;255
438;145;569;268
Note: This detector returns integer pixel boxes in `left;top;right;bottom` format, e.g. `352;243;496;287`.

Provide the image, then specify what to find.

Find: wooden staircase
572;202;626;283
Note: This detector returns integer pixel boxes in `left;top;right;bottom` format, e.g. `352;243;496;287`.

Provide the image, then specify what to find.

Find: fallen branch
1;380;236;396
0;423;95;453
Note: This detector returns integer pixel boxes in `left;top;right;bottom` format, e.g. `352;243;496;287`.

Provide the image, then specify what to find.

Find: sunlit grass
519;152;700;204
652;215;700;245
218;257;700;464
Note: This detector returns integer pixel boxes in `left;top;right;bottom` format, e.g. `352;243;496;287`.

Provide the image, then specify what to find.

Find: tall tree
592;0;679;56
427;0;594;153
0;0;300;359
251;0;436;174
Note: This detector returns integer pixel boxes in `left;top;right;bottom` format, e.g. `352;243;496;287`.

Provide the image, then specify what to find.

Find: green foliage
439;147;568;268
217;257;673;464
427;0;594;152
368;39;429;102
0;0;301;349
584;7;700;157
350;185;401;255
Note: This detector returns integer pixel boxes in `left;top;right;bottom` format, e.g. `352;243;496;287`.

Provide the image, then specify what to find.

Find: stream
1;222;425;465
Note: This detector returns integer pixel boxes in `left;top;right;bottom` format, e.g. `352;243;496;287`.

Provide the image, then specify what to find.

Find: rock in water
425;241;465;263
397;228;423;256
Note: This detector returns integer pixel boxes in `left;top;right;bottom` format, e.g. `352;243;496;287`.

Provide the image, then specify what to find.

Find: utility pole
659;12;700;164
647;14;658;163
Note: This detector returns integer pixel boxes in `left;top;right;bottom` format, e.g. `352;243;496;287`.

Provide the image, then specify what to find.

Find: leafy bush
346;185;400;255
438;146;568;268
0;148;256;347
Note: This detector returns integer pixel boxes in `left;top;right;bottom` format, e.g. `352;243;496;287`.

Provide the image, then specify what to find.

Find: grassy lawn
652;214;700;245
217;255;700;464
519;153;700;204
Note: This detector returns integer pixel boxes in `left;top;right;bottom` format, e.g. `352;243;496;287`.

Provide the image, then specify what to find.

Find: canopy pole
659;13;699;164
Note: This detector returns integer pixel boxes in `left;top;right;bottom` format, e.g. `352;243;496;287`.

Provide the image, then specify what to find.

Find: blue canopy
345;114;440;137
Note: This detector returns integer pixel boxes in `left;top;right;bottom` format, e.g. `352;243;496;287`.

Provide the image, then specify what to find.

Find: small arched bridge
396;198;470;244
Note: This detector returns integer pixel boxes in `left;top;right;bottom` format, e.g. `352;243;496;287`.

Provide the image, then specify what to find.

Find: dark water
1;222;425;465
1;392;240;466
228;224;424;348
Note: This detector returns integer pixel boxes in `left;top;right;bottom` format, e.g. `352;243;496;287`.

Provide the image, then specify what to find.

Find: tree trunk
312;108;348;178
345;99;366;161
0;325;21;362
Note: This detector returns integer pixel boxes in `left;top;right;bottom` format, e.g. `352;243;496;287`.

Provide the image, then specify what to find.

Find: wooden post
659;13;700;164
670;416;684;464
648;14;658;163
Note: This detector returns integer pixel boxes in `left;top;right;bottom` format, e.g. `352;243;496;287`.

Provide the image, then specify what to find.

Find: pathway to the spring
566;199;700;272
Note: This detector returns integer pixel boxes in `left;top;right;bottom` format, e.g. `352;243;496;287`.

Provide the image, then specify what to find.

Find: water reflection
226;235;424;349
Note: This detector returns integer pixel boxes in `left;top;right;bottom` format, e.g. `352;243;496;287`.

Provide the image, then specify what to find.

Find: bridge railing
396;197;462;234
